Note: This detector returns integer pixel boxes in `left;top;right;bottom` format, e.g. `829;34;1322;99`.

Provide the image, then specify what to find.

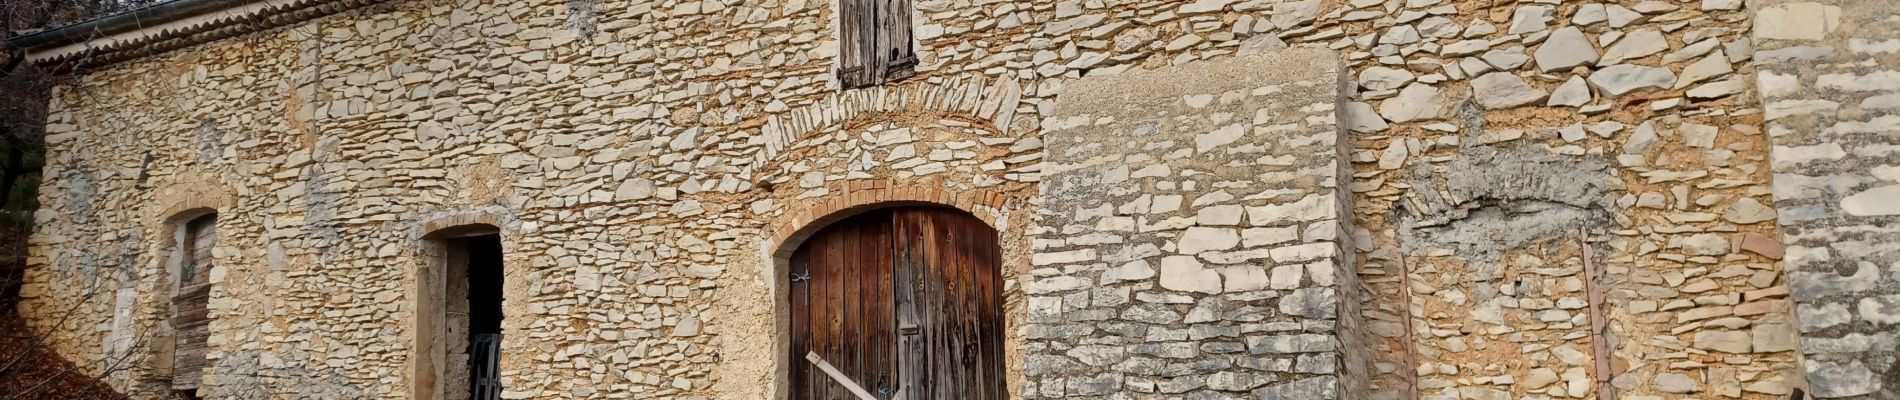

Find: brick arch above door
767;177;1015;261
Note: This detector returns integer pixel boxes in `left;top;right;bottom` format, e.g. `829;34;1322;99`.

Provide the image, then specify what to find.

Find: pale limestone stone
1841;185;1900;216
1379;83;1449;123
1752;316;1798;353
1247;194;1331;226
1692;330;1752;353
1723;197;1777;224
1589;64;1676;98
1269;263;1303;290
1196;123;1248;152
1676;233;1730;256
1756;2;1843;41
1573;3;1607;25
1861;294;1900;324
1197;205;1246;226
1160;256;1223;294
1808;360;1879;397
1378;139;1408;170
1180;227;1241;254
1600;29;1667;64
1547;76;1592;107
1241;226;1300;248
1675;52;1734;89
1342;102;1390;133
1523;368;1560;388
1270;242;1334;264
1470;72;1547;109
1534;27;1598;72
1359;66;1415;91
1441;39;1490;56
1224;266;1272;292
1102;260;1156;284
1654;372;1702;393
1506;5;1554;35
1701;0;1742;10
1306;260;1336;286
1480;47;1530;70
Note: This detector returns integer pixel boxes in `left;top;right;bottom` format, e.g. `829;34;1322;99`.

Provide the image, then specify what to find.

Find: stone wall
1752;0;1900;398
15;0;1819;398
1028;49;1361;398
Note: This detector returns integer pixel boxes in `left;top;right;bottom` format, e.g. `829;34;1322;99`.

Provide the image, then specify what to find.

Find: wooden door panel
791;207;1000;400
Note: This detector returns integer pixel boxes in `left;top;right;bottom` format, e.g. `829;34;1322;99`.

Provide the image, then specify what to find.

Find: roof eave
3;0;384;73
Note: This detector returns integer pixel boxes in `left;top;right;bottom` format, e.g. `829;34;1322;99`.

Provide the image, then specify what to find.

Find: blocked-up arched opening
164;211;216;400
782;206;1005;400
415;223;505;400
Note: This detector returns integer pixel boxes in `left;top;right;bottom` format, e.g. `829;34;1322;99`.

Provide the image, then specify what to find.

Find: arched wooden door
789;207;1005;400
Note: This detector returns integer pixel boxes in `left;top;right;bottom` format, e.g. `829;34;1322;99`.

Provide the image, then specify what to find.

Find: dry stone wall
1752;0;1900;398
1029;50;1362;398
14;0;1824;398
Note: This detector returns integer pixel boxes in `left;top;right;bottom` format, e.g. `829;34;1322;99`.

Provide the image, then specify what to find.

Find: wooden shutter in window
839;0;914;88
837;0;874;88
873;0;916;82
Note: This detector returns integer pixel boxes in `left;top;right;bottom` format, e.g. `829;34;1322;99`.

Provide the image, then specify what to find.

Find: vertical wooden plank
924;212;951;400
810;231;831;400
866;0;885;85
825;227;846;400
957;218;988;400
865;211;895;397
915;209;940;400
932;210;958;400
836;0;862;87
942;211;972;398
893;211;925;400
840;217;862;399
878;0;916;80
791;246;813;400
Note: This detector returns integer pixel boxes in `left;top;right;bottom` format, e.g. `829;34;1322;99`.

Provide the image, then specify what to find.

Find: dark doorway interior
452;234;503;400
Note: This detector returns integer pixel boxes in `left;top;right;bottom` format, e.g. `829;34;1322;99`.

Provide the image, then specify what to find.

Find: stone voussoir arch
752;75;1025;170
150;176;234;225
767;177;1015;260
415;210;509;239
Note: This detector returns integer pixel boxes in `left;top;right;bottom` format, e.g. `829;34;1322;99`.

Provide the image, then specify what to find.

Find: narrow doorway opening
445;234;503;400
170;213;215;400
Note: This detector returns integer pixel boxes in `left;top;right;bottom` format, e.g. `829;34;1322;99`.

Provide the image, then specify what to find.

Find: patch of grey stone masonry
564;0;600;42
1753;0;1900;398
1395;144;1613;263
299;162;345;262
58;167;97;226
1028;48;1362;399
192;120;225;162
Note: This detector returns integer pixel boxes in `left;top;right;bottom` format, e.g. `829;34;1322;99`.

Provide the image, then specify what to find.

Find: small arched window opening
169;213;215;400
